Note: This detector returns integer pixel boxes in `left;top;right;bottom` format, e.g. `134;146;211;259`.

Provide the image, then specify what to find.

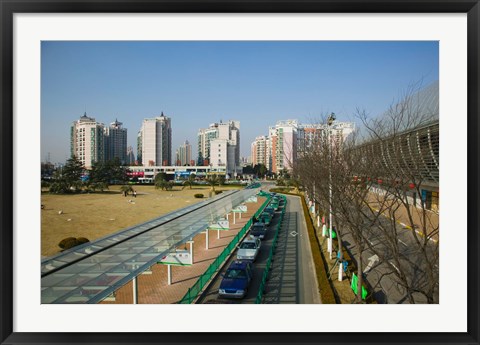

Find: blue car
218;261;253;299
264;206;275;216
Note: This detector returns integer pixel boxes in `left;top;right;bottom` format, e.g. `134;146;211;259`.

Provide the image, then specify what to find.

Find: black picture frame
1;1;479;344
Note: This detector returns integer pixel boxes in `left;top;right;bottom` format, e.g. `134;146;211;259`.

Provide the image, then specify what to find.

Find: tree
242;165;254;175
182;173;196;190
278;168;290;179
154;172;174;191
119;184;133;196
154;175;168;190
296;83;439;303
49;156;85;194
252;164;268;178
351;88;439;303
90;158;126;185
206;174;218;193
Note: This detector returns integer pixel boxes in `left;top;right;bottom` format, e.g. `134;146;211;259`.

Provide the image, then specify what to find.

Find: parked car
250;222;267;239
237;236;261;261
259;212;272;226
218;261;253;299
264;206;275;216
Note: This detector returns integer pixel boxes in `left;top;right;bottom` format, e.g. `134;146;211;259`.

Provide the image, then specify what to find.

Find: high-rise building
197;120;240;176
273;120;299;173
126;146;136;165
136;131;142;166
267;126;277;173
104;119;127;164
296;122;355;156
197;125;219;165
251;136;268;167
176;140;192;166
70;112;105;169
139;112;172;166
197;121;241;176
255;119;355;174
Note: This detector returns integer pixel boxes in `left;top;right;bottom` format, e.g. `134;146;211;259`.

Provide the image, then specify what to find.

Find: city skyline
41;41;439;164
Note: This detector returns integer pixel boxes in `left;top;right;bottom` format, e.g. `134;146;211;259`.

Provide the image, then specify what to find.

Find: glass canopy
41;188;259;304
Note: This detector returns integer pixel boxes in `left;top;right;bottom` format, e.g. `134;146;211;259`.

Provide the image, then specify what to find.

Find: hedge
194;194;204;198
297;194;337;304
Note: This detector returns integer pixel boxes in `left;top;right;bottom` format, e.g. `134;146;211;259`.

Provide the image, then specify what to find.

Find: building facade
139;112;172;166
126;146;136;165
251;119;355;174
197;120;241;176
296;122;355;157
104;119;127;164
251;135;268;167
70;112;105;169
176;140;192;166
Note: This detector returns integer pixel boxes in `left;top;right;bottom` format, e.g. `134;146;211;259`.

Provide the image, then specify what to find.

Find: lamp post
327;113;336;260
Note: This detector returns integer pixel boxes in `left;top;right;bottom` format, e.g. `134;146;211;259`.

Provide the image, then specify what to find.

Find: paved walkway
101;197;266;304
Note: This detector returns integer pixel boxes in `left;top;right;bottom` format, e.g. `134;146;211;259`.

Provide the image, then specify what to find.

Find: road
197;193;321;304
262;195;321;304
340;207;439;303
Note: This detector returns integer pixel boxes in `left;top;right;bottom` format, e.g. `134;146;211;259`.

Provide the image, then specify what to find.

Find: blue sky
41;41;438;164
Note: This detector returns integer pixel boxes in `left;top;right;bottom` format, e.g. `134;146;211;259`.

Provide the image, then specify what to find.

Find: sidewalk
101;197;266;304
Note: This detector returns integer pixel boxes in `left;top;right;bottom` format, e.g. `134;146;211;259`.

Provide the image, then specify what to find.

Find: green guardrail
255;195;287;304
246;182;262;189
178;195;271;304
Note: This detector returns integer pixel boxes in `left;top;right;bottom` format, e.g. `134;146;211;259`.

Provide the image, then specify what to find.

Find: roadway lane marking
373;208;438;244
389;261;400;273
364;254;379;273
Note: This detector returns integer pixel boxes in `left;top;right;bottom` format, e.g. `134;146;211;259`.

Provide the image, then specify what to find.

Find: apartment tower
139;112;172;166
70;112;105;169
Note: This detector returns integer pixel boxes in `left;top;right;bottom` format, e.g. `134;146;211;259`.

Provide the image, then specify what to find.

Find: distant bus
138;177;153;184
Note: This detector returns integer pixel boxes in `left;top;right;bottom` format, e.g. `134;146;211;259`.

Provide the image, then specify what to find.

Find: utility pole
327;113;336;260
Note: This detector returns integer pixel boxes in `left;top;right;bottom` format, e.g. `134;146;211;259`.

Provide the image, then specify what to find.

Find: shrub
214;190;223;195
58;237;76;249
194;193;204;198
298;195;337;304
76;237;90;245
60;238;79;250
269;187;294;194
58;236;90;251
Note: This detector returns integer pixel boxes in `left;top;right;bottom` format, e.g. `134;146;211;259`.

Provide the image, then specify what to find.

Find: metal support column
132;276;138;304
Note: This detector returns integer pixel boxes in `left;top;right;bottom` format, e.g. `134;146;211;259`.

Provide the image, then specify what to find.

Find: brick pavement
101;196;266;304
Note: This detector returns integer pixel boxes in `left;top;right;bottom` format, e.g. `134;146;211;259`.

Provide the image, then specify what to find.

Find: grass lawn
41;184;241;258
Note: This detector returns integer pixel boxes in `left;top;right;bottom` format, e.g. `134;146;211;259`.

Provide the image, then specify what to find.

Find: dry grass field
41;185;242;257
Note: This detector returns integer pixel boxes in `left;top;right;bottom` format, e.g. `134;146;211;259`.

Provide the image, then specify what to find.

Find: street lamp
327;112;336;260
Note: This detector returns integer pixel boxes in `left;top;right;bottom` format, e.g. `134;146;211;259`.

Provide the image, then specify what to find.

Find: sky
41;41;439;164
